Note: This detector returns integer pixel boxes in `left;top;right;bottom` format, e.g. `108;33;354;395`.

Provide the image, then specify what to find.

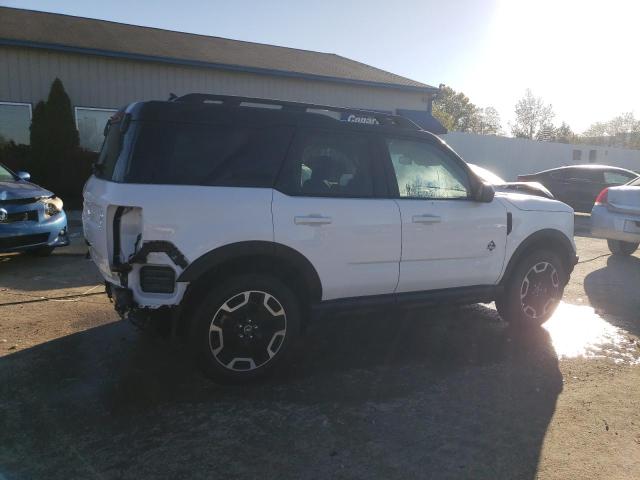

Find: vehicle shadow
0;252;101;292
584;254;640;335
0;305;561;480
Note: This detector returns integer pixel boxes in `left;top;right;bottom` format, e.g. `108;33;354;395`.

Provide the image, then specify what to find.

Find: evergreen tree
29;78;79;187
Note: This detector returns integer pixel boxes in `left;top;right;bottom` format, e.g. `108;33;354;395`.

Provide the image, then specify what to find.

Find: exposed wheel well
500;229;576;287
176;244;321;335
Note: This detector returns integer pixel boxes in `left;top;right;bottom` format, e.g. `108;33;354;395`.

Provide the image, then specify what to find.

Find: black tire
190;274;301;384
25;246;55;257
607;239;639;256
496;250;566;328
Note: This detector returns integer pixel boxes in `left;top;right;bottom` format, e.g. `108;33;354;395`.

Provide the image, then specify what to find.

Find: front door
382;136;508;293
272;128;401;301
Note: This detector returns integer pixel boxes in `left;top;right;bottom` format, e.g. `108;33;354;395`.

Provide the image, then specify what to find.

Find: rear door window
124;122;293;187
604;170;636;185
277;129;383;198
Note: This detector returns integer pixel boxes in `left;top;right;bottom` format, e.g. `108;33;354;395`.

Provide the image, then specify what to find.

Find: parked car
591;175;640;256
468;163;554;199
518;165;639;213
0;163;69;255
83;94;577;383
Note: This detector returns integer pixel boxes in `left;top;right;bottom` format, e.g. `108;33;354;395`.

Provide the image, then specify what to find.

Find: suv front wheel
191;274;300;383
496;250;566;328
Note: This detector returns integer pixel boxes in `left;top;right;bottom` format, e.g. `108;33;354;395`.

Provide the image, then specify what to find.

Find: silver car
591;175;640;256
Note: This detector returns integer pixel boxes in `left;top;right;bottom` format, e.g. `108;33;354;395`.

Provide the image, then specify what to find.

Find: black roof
125;94;440;136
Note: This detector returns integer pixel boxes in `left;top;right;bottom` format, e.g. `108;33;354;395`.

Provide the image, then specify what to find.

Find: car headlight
42;196;64;216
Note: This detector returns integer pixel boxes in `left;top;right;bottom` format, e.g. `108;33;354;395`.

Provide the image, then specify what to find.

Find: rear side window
124;122;293;187
96;120;124;180
277;129;379;198
604;170;636;185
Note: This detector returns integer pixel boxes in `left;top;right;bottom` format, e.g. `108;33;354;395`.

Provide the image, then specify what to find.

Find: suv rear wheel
191;274;300;383
496;250;566;328
607;239;639;256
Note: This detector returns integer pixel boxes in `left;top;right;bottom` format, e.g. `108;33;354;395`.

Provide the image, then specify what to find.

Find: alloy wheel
209;290;287;371
520;261;560;319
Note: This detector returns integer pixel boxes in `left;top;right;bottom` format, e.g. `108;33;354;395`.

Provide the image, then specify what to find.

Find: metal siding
0;46;430;113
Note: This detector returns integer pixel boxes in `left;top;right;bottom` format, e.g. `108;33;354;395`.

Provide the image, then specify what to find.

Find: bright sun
467;0;640;132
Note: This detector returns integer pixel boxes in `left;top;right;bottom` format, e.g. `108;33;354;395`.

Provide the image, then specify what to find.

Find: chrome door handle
412;214;441;224
294;215;332;225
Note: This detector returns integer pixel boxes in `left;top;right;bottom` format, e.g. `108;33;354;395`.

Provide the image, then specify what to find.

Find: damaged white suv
83;94;577;382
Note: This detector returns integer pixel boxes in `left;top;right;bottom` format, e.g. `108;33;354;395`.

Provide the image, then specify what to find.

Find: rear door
381;135;508;293
560;168;603;211
272;128;401;301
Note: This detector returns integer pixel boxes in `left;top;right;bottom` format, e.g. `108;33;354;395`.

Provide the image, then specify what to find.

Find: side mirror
474;182;495;203
16;171;31;181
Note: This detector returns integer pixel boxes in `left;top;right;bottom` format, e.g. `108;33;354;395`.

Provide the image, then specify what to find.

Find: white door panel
273;191;400;300
395;199;507;292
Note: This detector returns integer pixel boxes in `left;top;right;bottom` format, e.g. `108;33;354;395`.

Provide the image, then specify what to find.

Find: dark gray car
518;165;639;213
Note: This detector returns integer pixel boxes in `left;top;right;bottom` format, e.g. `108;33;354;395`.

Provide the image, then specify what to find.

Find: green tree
29;78;79;187
29;100;48;179
583;112;640;149
432;85;480;132
472;106;502;135
552;122;576;143
45;78;79;154
511;89;555;140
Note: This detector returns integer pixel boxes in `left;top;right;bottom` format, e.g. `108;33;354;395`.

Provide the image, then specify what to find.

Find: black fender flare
177;241;322;302
500;229;577;285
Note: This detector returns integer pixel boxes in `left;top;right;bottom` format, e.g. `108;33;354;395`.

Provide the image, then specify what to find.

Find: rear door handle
412;214;441;224
294;215;332;225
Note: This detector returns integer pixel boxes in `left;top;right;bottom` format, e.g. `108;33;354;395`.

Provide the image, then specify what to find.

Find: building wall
0;45;431;112
442;132;640;181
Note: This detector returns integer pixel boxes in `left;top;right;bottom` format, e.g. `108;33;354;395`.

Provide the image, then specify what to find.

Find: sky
3;0;639;133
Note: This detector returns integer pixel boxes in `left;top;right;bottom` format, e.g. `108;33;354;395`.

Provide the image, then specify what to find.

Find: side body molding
177;241;323;302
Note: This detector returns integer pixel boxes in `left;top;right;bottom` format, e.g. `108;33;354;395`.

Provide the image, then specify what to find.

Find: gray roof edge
0;38;438;94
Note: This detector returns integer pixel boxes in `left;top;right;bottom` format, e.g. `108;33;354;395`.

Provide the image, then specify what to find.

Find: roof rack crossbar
174;93;421;129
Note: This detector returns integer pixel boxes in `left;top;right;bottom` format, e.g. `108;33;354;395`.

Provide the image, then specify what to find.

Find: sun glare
469;0;640;132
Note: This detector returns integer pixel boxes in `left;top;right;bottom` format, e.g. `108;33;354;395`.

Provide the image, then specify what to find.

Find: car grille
0;233;49;249
0;197;40;206
2;210;39;223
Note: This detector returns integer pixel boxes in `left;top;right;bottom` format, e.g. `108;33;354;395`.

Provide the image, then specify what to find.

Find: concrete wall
0;45;432;113
441;132;640;181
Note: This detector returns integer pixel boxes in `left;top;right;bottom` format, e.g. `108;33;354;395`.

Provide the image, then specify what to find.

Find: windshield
468;163;505;184
629;175;640;186
0;164;16;182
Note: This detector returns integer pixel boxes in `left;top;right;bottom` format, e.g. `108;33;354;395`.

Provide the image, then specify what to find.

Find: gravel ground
1;216;639;479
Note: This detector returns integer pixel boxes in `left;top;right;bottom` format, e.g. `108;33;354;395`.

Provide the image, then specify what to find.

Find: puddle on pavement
542;302;640;364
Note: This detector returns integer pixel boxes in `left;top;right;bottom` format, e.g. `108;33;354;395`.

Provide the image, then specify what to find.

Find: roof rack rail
174;93;421;130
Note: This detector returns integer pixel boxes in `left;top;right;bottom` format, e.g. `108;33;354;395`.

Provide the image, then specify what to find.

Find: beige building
0;6;444;151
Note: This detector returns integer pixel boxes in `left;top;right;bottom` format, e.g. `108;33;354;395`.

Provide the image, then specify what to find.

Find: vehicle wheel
25;246;55;257
190;274;300;384
607;239;639;256
496;250;566;328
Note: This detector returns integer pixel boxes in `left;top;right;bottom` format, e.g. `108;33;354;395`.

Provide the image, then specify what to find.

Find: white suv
83;94;578;382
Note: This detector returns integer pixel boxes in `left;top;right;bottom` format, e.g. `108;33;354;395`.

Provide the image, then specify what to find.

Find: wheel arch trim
500;229;577;285
177;241;322;302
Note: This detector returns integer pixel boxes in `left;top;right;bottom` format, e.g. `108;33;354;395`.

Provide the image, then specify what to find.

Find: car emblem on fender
487;240;496;251
0;208;7;222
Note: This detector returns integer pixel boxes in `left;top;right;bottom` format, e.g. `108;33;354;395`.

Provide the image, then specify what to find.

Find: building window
75;107;117;152
589;150;597;163
0;102;32;145
572;149;582;161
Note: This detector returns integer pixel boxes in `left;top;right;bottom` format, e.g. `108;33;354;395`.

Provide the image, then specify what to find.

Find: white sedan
591;175;640;255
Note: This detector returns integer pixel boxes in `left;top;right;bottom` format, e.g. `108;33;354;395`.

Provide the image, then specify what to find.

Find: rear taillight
594;188;609;205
